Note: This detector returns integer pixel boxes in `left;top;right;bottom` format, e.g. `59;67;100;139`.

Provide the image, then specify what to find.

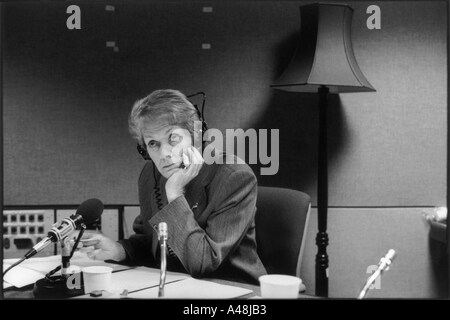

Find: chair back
255;186;311;277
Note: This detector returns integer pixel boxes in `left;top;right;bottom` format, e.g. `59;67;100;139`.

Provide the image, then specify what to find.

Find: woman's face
142;120;193;179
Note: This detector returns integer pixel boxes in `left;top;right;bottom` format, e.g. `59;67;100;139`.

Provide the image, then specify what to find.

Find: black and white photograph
1;0;448;307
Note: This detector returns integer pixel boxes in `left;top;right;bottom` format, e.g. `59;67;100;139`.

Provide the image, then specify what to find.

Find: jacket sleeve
148;167;257;277
117;162;156;264
117;214;155;264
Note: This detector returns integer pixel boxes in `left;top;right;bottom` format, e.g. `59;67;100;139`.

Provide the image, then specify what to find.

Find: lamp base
33;275;84;299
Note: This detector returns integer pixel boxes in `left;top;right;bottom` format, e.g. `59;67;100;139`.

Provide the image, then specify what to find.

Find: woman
81;89;266;284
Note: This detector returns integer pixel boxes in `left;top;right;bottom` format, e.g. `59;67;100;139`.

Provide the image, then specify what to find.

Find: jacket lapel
150;161;217;257
184;162;217;218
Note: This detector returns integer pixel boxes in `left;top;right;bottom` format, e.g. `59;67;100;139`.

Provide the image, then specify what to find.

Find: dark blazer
119;151;267;284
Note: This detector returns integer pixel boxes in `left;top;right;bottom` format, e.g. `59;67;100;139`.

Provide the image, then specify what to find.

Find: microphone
158;222;168;298
357;249;396;299
24;198;104;259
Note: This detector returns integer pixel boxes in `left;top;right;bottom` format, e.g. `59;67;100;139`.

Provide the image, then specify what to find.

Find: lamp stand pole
316;85;329;297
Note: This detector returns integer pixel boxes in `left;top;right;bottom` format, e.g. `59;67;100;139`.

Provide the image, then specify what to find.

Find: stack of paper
3;251;130;289
72;268;253;299
128;277;253;299
3;263;46;289
109;266;189;293
72;266;190;299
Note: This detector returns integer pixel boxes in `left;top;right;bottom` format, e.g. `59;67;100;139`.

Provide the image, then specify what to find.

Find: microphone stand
358;269;382;300
33;224;86;299
158;222;168;298
357;249;396;299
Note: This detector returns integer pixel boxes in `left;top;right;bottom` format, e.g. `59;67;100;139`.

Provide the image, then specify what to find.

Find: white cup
259;274;302;299
82;266;113;294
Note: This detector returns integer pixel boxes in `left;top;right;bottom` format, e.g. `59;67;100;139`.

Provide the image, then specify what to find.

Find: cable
187;92;207;128
3;256;26;277
152;164;177;261
44;265;62;282
200;92;206;125
153;164;164;210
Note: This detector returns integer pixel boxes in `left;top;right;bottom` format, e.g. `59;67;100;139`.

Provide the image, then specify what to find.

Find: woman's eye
170;134;182;144
148;141;158;149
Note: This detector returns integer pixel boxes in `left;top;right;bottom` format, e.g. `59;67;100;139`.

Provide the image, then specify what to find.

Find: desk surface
3;254;314;299
4;273;314;300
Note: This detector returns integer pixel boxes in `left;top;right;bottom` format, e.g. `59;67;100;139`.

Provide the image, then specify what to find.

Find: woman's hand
79;231;127;262
165;146;204;203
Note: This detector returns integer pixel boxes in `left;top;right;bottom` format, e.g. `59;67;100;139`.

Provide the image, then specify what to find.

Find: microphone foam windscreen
76;198;104;223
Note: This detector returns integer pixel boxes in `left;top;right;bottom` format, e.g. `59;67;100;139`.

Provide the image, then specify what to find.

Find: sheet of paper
69;251;132;272
3;263;46;288
128;277;253;299
72;266;190;299
109;266;189;292
4;255;61;274
3;252;132;288
3;282;14;289
3;263;15;289
3;251;131;273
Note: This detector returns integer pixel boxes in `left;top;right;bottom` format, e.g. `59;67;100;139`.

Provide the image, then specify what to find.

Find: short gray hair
129;89;200;145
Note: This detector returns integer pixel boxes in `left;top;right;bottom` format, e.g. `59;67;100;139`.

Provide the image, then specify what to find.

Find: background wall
301;208;448;298
2;1;447;298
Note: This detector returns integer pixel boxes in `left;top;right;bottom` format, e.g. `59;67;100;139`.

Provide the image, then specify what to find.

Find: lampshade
271;3;375;93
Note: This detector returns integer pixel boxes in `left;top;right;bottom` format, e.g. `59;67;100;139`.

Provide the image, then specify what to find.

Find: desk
3;282;254;299
4;270;314;300
4;285;35;299
3;253;314;299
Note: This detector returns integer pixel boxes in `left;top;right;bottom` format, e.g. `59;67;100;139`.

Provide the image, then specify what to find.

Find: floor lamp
271;3;376;297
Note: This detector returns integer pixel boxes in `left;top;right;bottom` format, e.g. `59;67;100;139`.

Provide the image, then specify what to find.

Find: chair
255;186;311;277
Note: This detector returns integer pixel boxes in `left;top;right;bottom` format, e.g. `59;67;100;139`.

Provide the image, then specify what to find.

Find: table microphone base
33;275;84;299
